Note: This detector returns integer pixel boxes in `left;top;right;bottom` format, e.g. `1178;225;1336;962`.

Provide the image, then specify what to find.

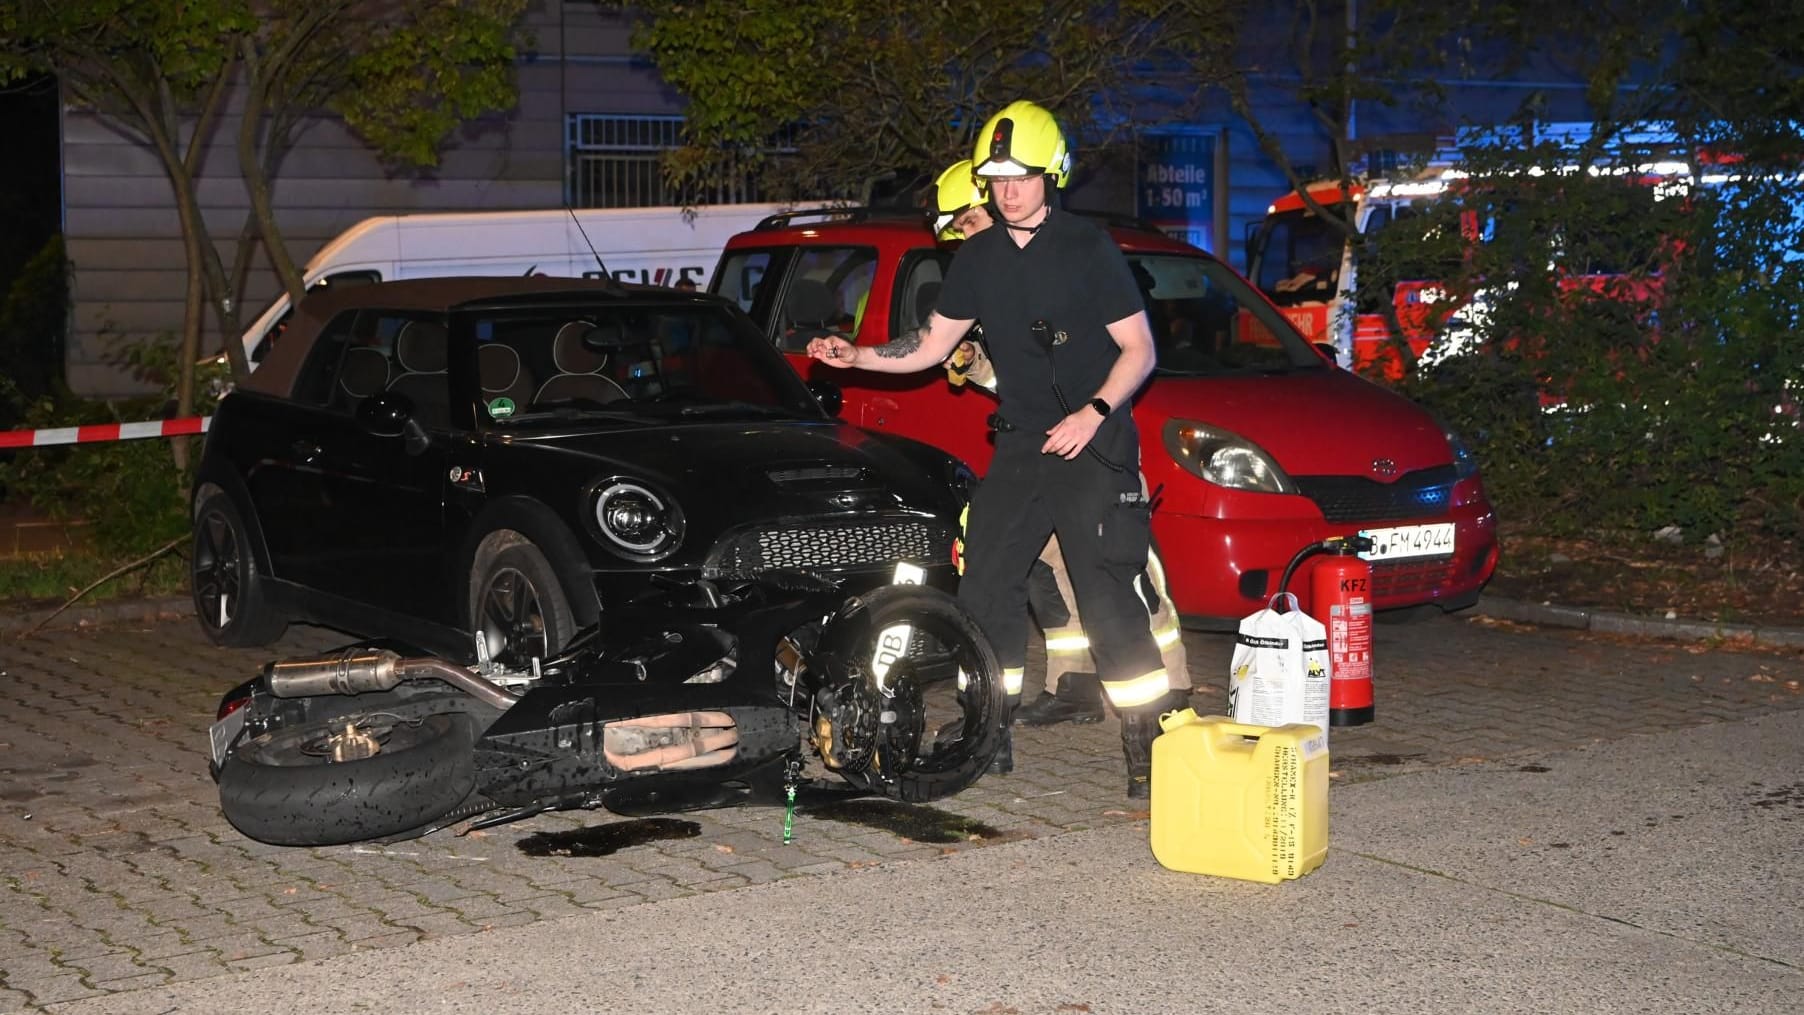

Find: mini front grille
1292;465;1458;524
705;517;954;579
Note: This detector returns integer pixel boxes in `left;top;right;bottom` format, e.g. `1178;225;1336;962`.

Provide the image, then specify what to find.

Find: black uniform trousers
958;429;1166;701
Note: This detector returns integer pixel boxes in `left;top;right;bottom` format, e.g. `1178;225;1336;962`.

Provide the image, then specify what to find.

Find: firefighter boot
1013;672;1106;727
988;694;1021;774
1121;705;1163;800
936;694;1017;774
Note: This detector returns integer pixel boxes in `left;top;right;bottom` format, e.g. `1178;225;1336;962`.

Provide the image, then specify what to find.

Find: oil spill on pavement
1746;781;1803;816
516;818;701;857
1338;752;1426;768
801;799;1002;844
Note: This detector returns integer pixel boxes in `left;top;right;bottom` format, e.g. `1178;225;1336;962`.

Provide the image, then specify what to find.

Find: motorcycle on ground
208;574;1006;847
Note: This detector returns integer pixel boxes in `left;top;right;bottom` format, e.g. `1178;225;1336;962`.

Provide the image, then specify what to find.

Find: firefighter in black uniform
808;101;1177;797
934;158;1190;732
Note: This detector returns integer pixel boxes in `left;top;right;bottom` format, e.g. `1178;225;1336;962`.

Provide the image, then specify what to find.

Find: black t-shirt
937;210;1146;437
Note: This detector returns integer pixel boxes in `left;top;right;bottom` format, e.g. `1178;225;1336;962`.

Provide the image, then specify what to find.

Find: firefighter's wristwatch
1087;397;1111;418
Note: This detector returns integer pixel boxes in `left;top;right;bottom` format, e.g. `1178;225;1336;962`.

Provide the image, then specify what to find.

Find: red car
710;209;1499;625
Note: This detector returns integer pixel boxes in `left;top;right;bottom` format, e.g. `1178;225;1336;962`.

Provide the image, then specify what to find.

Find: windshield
1127;253;1329;377
461;302;821;426
1251;209;1346;306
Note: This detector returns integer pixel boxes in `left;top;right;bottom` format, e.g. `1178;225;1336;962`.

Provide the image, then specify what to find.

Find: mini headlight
1161;419;1297;494
592;479;683;557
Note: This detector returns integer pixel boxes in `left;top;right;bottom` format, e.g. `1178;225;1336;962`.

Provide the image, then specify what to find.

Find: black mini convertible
191;276;972;664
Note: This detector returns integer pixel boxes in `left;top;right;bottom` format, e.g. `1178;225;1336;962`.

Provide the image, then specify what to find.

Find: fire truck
1245;134;1697;379
1244;172;1450;377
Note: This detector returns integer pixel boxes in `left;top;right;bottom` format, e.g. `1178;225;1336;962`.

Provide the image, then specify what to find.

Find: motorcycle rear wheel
821;585;1006;803
218;713;476;846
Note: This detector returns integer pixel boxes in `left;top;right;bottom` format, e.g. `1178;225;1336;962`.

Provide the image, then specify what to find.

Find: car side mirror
808;380;843;417
356;392;413;437
1312;342;1343;367
356;395;434;455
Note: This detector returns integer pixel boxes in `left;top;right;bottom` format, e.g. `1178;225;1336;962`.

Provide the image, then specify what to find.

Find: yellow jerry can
1149;709;1329;883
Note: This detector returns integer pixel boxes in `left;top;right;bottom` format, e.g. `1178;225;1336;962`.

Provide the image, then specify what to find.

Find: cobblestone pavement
3;613;1803;1012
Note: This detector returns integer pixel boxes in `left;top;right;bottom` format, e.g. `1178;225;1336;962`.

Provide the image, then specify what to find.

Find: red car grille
1292;465;1458;523
1370;556;1458;599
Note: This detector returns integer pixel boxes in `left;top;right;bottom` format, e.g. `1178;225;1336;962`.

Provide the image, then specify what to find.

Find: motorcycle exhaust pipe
266;649;402;697
266;649;518;710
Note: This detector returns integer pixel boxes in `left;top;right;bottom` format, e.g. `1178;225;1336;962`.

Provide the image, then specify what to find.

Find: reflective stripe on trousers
1102;668;1172;709
1041;535;1190;695
1138;544;1190;692
1040;533;1094;692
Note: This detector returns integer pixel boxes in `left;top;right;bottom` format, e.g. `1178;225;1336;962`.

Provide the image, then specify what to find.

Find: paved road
2;611;1802;1013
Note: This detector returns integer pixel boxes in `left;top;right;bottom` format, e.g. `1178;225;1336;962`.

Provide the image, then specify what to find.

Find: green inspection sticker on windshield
488;396;516;418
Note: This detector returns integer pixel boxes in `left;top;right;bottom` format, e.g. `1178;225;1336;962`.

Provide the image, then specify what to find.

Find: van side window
249;270;385;367
313;270;381;293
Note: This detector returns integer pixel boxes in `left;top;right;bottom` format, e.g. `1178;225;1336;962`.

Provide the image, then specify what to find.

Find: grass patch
0;548;188;609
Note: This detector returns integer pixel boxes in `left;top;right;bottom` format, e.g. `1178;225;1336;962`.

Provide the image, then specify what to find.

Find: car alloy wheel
190;492;287;647
470;538;576;670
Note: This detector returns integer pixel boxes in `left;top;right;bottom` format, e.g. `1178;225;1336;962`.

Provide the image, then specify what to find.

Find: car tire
218;712;476;846
469;537;577;670
191;493;288;648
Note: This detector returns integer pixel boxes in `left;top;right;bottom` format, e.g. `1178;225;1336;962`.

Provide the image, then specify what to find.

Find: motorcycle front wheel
814;585;1006;803
217;712;476;846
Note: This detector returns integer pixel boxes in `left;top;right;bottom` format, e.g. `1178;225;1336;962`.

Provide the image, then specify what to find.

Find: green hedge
1367;140;1804;545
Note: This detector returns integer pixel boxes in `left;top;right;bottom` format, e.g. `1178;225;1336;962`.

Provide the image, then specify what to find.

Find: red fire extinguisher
1277;536;1375;727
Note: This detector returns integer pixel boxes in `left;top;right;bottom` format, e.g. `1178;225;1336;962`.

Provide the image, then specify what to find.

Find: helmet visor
933;202;976;235
974;157;1044;178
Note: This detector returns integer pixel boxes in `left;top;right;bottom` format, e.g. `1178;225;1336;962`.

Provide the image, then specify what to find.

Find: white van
238;203;819;365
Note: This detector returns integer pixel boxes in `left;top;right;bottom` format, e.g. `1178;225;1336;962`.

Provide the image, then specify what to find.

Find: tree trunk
169;174;208;476
238;37;308;310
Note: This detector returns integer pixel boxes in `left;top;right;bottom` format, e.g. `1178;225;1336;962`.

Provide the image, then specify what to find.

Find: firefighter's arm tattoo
875;329;924;359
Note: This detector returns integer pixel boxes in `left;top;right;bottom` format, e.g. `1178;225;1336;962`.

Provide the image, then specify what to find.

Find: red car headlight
1162;418;1298;495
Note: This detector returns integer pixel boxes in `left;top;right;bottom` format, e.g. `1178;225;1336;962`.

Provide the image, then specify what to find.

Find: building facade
55;2;1597;396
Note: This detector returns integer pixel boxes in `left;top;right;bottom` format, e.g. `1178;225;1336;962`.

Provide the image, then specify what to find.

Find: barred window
567;113;795;208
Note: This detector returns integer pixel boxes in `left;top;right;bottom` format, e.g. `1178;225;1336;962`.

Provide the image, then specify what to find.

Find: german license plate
1358;522;1455;561
209;708;247;768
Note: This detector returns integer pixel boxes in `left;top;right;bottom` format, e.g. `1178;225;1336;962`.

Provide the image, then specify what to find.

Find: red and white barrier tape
0;416;210;449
